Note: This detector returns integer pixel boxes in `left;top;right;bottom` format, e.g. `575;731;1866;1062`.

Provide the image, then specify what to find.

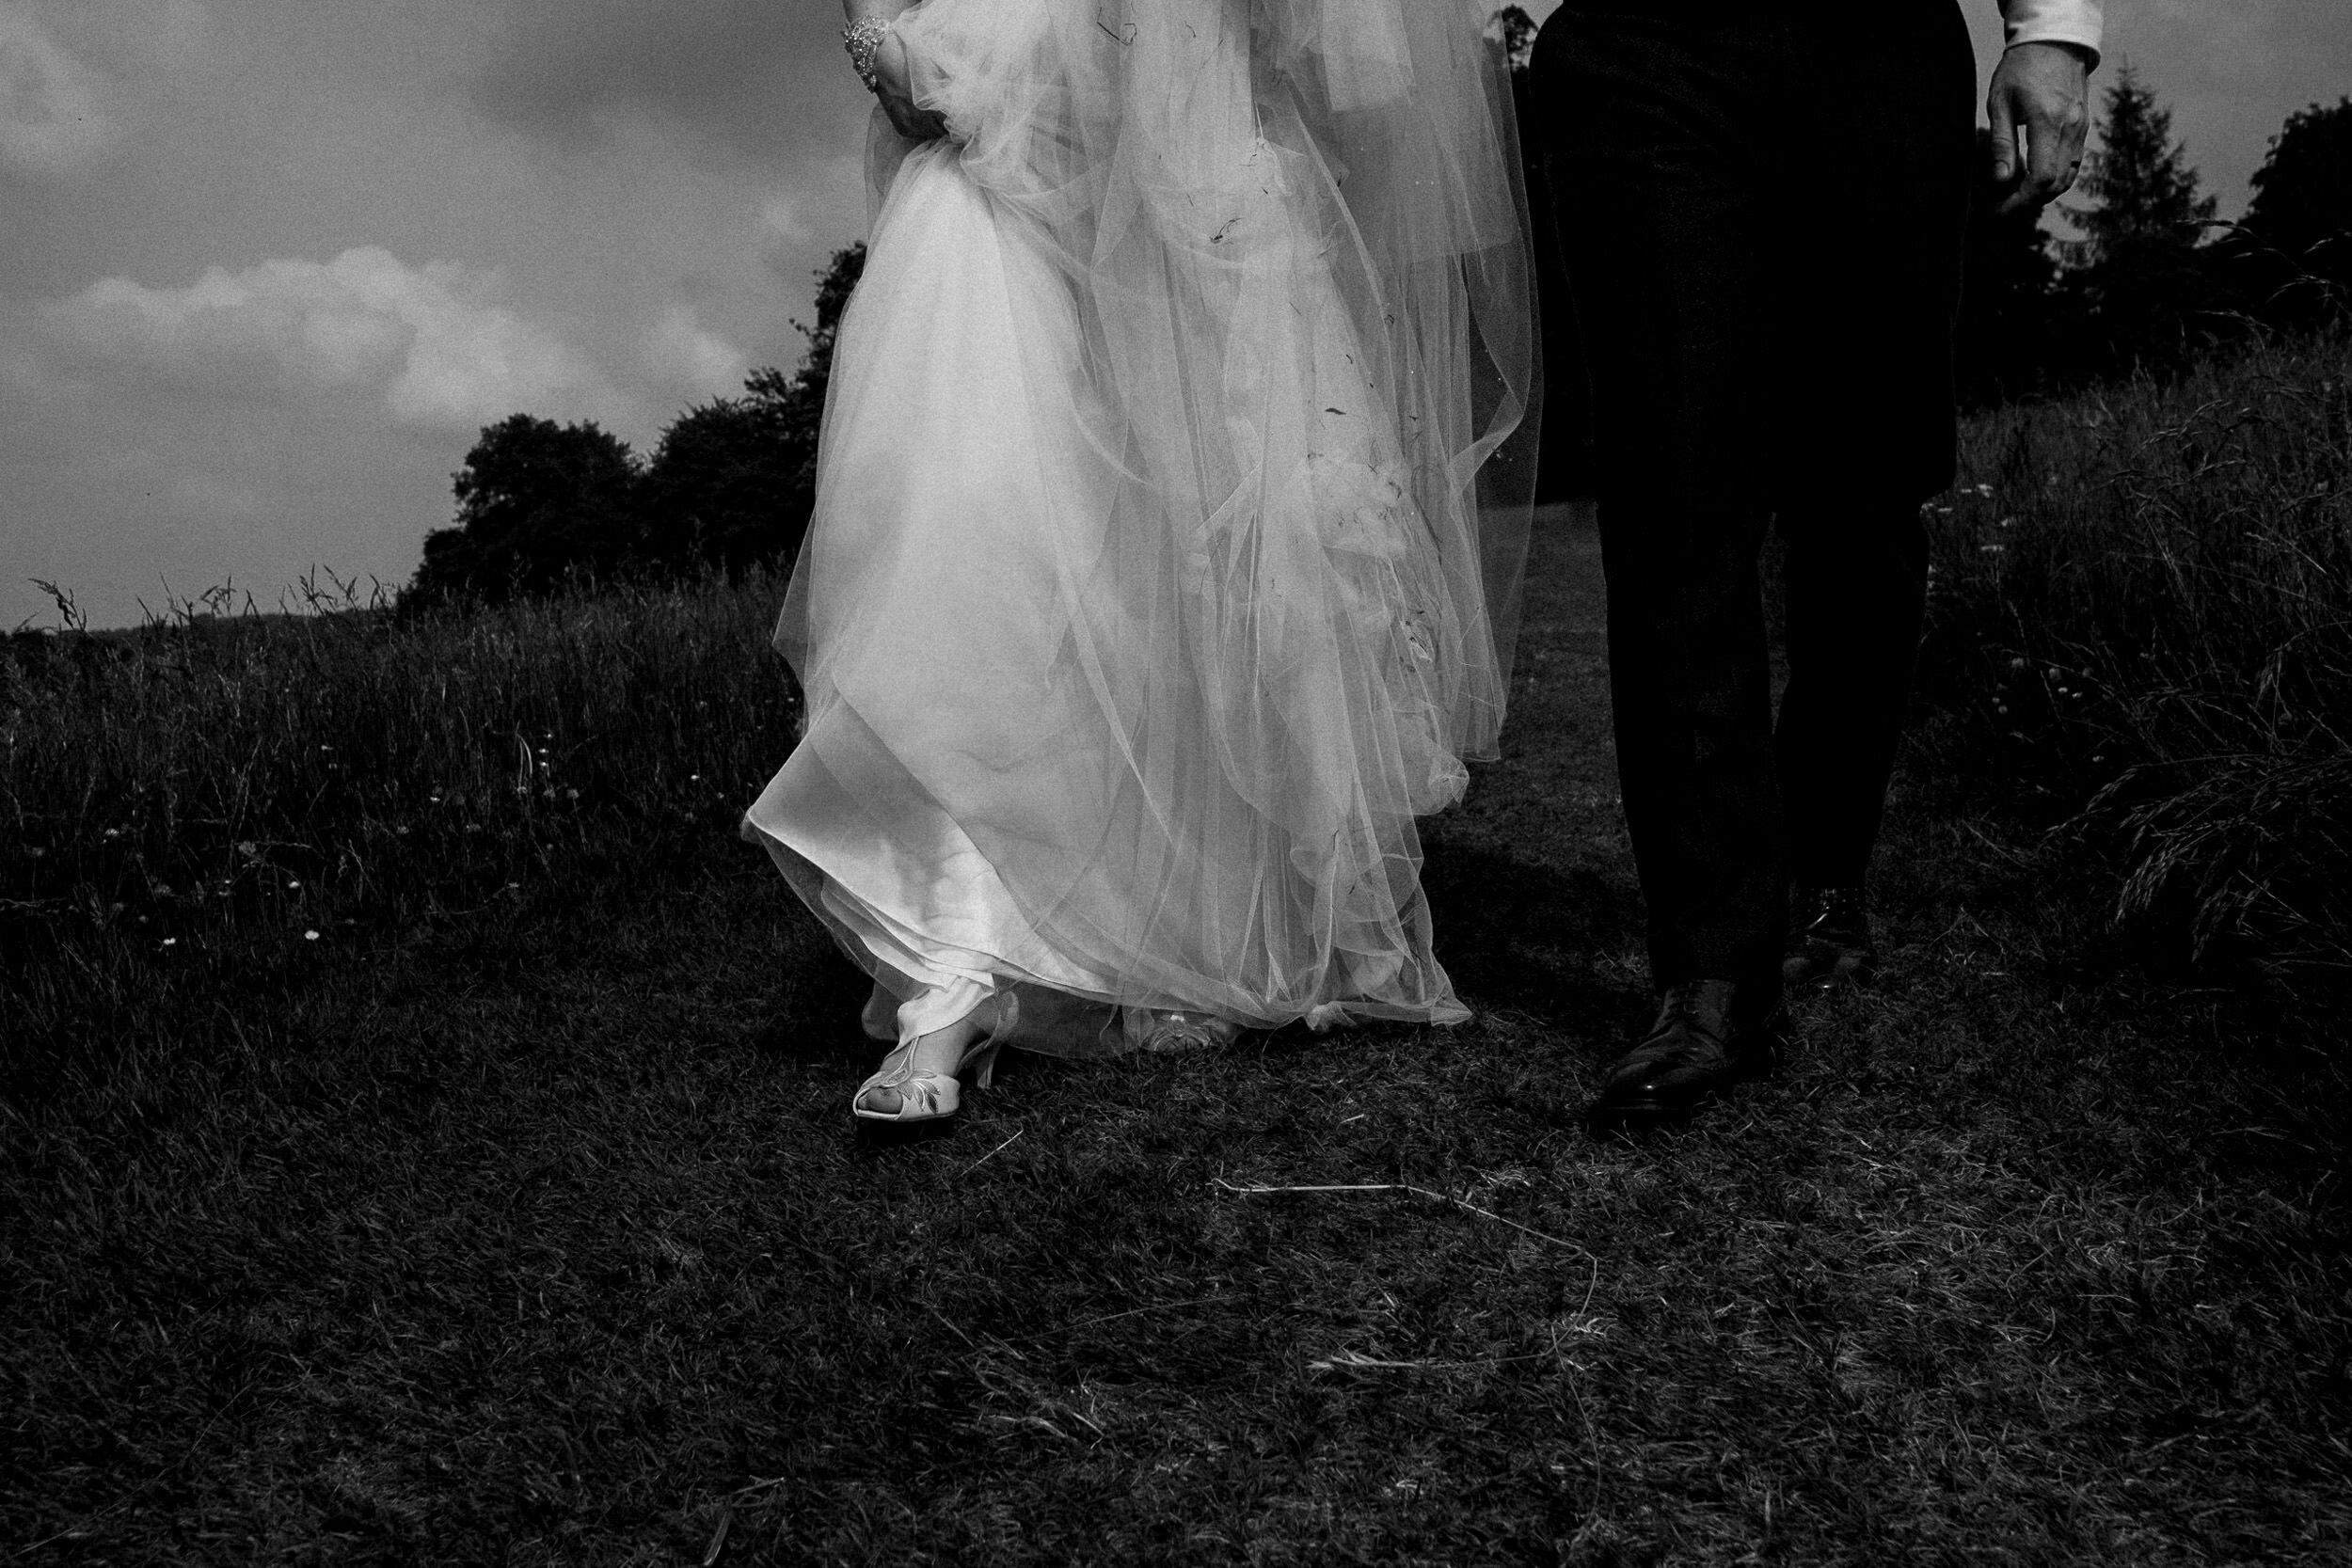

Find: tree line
1955;71;2352;408
408;46;2352;608
405;245;864;608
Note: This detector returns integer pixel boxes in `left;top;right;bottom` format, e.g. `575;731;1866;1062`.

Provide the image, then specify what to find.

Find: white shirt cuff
2002;0;2104;69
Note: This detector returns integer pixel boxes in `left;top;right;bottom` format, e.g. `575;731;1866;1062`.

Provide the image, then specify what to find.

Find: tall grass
2;569;802;1092
1923;330;2352;993
8;331;2347;1050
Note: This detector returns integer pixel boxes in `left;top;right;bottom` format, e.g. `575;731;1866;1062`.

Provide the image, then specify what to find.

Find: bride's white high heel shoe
850;994;1009;1125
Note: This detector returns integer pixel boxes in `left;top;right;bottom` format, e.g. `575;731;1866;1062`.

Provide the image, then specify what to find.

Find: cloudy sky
4;0;2348;629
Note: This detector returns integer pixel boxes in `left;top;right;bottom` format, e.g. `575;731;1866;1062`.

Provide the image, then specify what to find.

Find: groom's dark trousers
1531;1;1978;995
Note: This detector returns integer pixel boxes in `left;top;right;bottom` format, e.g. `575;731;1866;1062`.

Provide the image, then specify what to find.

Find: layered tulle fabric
744;0;1538;1053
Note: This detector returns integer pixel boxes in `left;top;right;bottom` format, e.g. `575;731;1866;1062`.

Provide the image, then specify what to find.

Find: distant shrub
404;245;867;610
409;414;648;607
2222;96;2352;331
0;569;801;1046
1920;331;2352;996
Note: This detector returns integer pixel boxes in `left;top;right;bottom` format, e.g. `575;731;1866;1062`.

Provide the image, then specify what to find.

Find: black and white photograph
5;0;2349;1560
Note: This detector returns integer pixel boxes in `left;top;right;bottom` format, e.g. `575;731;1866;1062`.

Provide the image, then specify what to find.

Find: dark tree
638;242;869;576
639;384;809;576
411;415;644;605
408;245;872;607
2061;67;2223;374
766;242;868;506
2233;97;2352;325
2074;68;2219;262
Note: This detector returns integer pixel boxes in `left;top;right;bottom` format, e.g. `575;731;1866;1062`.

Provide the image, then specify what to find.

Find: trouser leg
1534;2;1973;987
1601;501;1786;989
1774;499;1931;891
1534;13;1788;992
1767;4;1974;896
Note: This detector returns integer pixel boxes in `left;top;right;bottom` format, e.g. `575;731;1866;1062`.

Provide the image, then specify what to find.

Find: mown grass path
6;512;2346;1565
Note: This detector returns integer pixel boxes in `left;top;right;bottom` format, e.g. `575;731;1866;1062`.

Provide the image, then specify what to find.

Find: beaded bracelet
843;18;892;93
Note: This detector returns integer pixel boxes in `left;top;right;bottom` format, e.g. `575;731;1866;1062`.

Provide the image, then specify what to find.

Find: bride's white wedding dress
744;0;1536;1055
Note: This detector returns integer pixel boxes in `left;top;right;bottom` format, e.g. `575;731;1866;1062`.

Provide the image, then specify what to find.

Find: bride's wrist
843;16;893;93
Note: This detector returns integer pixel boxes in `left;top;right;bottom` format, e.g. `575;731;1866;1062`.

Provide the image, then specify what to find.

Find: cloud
40;245;625;428
106;0;215;71
469;0;866;164
0;1;111;174
644;304;749;399
761;193;816;248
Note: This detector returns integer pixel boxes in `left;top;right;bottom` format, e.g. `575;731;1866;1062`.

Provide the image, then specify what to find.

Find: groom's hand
1987;41;2092;215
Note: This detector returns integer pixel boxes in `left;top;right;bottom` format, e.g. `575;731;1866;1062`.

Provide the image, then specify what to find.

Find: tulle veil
754;0;1539;1048
873;0;1539;736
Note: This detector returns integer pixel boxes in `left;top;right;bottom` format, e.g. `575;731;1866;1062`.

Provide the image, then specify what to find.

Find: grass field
1914;334;2352;998
5;344;2349;1564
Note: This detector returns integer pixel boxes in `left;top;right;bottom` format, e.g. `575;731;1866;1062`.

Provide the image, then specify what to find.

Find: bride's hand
873;32;947;141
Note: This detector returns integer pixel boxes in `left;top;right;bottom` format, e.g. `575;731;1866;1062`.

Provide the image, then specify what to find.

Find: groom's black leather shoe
1586;979;1785;1135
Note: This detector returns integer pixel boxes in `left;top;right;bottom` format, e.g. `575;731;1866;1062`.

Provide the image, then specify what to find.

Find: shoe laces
1652;979;1738;1044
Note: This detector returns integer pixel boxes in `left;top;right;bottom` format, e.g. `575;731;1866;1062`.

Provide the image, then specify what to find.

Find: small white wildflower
304;929;320;941
162;937;178;947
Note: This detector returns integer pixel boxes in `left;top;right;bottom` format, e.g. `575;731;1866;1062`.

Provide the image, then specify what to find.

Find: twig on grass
1056;1294;1232;1335
727;1475;792;1500
959;1128;1024;1178
10;1376;260;1561
701;1502;733;1567
929;1304;979;1350
1308;1301;1612;1380
1308;1347;1557;1375
1213;1178;1590;1255
1213;1178;1601;1311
